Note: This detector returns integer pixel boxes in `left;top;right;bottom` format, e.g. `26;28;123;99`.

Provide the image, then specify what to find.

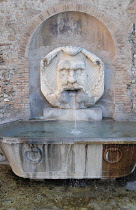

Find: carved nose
68;70;76;84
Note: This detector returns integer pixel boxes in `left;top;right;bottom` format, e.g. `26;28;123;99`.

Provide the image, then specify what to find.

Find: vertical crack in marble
129;23;136;110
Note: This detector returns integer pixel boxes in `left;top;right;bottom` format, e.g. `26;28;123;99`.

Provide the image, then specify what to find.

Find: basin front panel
0;139;135;179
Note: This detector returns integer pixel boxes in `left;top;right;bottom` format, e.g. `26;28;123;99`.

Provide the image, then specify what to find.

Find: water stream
74;92;77;130
69;91;82;135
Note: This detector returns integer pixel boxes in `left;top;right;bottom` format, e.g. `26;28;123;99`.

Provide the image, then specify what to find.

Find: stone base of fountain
43;107;102;121
0;137;135;179
0;120;136;179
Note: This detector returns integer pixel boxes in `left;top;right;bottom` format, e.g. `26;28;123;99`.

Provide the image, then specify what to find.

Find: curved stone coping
19;3;119;58
0;137;136;145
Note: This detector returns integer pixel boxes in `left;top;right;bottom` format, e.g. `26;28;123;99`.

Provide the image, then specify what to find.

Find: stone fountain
0;46;136;179
41;46;104;121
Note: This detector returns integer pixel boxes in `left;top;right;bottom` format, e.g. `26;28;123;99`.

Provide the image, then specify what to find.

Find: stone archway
19;3;122;58
17;3;128;119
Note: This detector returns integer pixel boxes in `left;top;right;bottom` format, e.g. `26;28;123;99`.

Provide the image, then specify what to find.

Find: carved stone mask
40;46;104;109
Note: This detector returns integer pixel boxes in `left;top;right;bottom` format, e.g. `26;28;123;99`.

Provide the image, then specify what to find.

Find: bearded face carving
40;46;104;109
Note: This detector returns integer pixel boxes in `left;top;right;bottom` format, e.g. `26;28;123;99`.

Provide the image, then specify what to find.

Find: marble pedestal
43;107;102;121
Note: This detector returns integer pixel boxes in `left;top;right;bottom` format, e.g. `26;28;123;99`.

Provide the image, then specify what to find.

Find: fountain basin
0;120;136;179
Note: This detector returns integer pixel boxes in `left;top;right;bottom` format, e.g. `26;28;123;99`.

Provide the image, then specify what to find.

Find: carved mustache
61;85;85;92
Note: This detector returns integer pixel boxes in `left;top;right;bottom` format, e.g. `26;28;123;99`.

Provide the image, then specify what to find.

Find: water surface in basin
1;120;136;138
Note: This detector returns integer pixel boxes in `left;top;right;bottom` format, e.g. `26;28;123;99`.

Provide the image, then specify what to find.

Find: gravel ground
0;164;136;210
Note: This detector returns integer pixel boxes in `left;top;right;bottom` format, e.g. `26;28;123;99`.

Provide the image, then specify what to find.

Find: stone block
43;107;102;121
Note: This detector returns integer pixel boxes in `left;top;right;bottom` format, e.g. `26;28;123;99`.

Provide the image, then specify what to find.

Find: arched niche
28;11;116;118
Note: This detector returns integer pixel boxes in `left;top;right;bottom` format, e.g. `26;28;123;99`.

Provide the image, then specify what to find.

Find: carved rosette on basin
40;46;104;109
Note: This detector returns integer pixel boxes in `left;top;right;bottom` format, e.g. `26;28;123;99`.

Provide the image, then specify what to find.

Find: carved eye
60;68;67;72
59;70;67;77
60;73;65;77
76;69;82;74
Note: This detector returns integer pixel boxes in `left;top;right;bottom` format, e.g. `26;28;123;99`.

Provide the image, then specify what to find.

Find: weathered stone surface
41;46;104;109
0;137;135;179
43;107;102;121
29;11;115;119
0;0;135;121
0;140;103;179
